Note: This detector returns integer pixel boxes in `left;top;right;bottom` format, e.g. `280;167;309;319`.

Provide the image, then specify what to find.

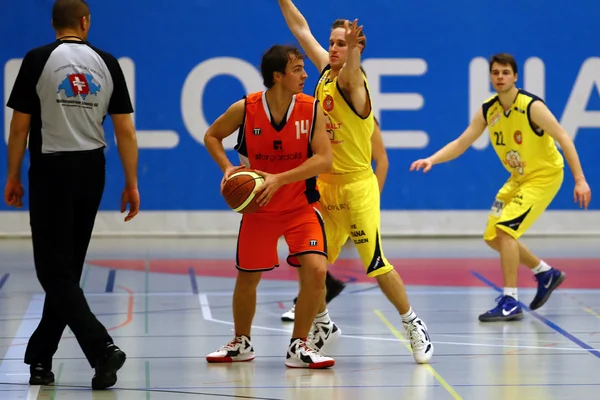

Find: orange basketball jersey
234;91;320;213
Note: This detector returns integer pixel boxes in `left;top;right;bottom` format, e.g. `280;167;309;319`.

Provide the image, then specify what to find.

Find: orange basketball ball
222;169;265;214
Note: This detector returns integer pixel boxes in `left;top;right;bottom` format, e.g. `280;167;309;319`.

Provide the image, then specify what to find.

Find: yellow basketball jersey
314;65;374;174
482;89;564;180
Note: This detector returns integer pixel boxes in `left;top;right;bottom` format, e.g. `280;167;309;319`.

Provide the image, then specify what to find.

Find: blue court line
471;271;600;359
105;270;116;293
188;267;199;294
0;273;9;292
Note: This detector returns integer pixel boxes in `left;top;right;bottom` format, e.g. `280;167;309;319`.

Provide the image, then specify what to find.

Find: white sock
531;260;551;275
504;287;518;300
315;309;330;323
401;307;417;323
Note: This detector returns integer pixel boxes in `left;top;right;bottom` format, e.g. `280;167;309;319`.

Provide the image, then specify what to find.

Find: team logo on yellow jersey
514;130;522;144
505;150;526;175
323;95;334;112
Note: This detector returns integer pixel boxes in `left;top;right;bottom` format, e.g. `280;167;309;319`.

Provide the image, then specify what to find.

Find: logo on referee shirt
57;73;101;100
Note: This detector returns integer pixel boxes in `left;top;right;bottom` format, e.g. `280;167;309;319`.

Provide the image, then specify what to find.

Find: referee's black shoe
92;344;126;390
29;363;55;385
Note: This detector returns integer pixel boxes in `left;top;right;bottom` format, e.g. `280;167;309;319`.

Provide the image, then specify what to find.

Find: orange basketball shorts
236;204;327;272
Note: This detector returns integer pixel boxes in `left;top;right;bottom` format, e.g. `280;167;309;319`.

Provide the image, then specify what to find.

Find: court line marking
584;307;600;320
105;269;116;293
471;271;600;359
199;294;213;320
197;293;589;353
144;260;150;335
567;294;600;321
25;385;40;400
0;273;9;292
374;310;463;400
107;285;135;331
49;363;64;400
188;267;199;295
145;360;151;400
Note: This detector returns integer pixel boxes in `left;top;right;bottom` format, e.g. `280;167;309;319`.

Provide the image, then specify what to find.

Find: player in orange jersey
203;44;337;369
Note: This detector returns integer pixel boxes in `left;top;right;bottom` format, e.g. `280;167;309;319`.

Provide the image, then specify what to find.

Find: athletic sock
504;287;518;300
400;307;417;323
531;260;551;275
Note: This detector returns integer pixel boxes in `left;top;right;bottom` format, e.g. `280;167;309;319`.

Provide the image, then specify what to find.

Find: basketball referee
4;0;139;390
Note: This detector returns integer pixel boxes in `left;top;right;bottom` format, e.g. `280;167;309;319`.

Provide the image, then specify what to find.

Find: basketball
222;169;265;214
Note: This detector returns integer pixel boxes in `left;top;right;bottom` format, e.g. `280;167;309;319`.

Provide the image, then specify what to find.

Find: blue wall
2;0;599;211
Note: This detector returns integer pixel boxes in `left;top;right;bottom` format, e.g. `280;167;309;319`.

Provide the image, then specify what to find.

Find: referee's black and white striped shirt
7;38;133;161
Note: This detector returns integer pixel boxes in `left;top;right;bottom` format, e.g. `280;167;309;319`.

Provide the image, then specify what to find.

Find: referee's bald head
52;0;90;31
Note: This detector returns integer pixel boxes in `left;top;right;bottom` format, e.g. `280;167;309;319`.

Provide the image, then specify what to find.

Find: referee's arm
103;53;140;221
5;51;37;208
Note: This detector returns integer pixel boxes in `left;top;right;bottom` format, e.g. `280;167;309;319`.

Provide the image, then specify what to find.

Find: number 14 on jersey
295;120;309;140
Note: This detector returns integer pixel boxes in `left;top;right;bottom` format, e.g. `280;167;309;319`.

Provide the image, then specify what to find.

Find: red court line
87;258;600;289
107;285;134;331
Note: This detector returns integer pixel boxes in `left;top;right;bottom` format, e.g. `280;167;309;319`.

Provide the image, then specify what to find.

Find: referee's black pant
24;148;114;369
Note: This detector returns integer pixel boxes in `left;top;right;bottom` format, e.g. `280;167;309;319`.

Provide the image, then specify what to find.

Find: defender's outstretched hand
410;158;433;173
574;179;591;209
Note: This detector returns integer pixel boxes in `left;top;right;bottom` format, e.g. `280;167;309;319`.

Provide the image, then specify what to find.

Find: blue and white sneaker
530;269;566;310
478;295;524;322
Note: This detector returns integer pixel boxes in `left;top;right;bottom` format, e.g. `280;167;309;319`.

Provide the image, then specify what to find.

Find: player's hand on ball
220;165;246;193
254;170;282;207
410;158;433;173
574;179;591;209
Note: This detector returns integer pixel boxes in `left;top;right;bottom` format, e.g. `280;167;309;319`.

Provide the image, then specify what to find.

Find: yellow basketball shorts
317;170;393;278
484;170;564;241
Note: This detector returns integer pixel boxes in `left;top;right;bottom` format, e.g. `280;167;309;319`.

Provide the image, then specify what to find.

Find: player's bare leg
232;271;262;337
485;237;539;268
485;232;566;312
495;229;520;288
375;269;433;364
479;229;524;322
286;254;334;368
205;271;261;363
375;269;411;314
293;257;326;338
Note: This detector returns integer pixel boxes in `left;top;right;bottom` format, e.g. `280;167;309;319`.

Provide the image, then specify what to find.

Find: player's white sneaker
281;304;295;322
206;335;255;363
404;318;434;364
308;320;341;353
285;339;335;369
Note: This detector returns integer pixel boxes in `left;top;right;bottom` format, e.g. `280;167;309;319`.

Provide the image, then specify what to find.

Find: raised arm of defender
410;110;487;173
337;19;370;118
277;0;329;72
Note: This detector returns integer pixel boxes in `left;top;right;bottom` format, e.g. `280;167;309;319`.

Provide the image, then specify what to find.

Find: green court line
49;362;64;400
145;260;149;334
145;360;151;400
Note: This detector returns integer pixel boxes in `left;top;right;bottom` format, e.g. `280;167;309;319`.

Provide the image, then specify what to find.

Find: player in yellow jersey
280;116;388;323
411;53;592;322
278;0;433;363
